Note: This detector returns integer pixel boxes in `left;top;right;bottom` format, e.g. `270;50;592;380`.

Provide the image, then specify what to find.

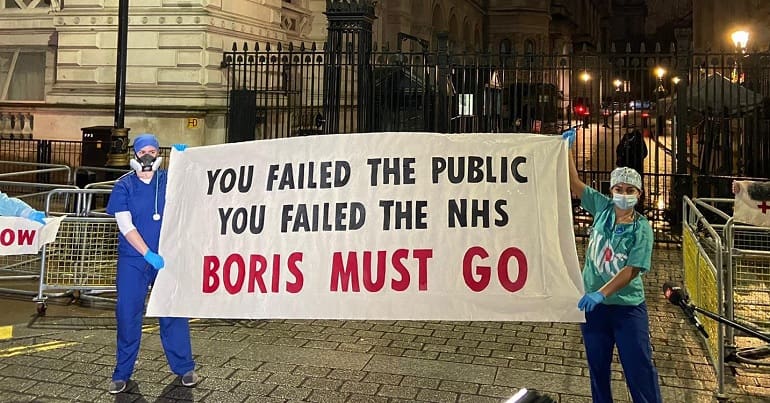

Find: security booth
373;65;434;132
506;83;560;133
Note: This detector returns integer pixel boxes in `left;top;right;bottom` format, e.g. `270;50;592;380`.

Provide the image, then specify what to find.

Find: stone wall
0;0;311;146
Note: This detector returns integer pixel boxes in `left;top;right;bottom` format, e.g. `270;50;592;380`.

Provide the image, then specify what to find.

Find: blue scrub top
107;171;167;257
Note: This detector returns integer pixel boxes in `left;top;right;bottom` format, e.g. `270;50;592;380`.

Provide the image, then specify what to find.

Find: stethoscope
608;209;639;235
152;173;161;221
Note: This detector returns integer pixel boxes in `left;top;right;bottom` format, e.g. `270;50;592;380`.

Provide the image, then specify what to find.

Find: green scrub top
581;186;653;306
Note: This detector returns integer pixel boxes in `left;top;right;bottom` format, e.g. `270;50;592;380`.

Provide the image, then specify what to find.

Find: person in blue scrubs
0;192;46;224
563;129;662;403
105;134;197;394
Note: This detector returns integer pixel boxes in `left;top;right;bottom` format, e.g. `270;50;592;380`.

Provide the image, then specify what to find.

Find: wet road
0;279;114;329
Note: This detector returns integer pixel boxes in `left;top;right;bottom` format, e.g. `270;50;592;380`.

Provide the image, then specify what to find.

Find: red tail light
641;112;650;118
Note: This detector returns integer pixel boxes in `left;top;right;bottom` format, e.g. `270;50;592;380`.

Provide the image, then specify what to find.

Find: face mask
613;193;638;210
129;154;162;173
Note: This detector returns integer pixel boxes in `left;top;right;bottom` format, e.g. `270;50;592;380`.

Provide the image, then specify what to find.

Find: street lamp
576;71;591;128
604;79;623;128
731;30;749;83
652;67;668;137
654;67;666;94
731;30;749;53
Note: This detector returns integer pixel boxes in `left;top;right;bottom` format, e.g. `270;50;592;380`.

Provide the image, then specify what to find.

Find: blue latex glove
561;128;577;148
144;250;165;270
578;291;605;312
172;144;188;152
28;210;47;225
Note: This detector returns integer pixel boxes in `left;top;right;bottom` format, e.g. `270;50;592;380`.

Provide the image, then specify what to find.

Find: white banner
0;216;65;255
147;132;584;321
734;180;770;228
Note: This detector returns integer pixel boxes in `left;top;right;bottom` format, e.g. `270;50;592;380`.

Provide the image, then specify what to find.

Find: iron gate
222;31;770;238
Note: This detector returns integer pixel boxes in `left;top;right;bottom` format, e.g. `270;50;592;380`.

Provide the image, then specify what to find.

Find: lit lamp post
730;30;749;175
731;30;749;83
604;79;623;128
653;67;667;137
578;71;590;128
106;0;131;169
654;67;666;94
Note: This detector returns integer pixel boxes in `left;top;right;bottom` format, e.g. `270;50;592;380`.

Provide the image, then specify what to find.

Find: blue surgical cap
133;134;160;153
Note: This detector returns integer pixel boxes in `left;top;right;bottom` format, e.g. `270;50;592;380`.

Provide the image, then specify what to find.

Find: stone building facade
691;0;770;52
0;0;609;146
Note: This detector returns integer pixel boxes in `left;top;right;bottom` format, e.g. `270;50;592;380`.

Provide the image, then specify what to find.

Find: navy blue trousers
581;302;662;403
112;256;195;381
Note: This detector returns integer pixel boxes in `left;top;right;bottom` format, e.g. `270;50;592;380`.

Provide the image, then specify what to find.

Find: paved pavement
0;244;768;402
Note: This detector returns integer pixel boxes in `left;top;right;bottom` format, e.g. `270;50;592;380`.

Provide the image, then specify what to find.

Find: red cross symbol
758;201;770;214
603;247;613;262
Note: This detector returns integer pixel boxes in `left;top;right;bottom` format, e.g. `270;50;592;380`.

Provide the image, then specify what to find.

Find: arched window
500;39;512;54
524;39;536;66
524;39;535;55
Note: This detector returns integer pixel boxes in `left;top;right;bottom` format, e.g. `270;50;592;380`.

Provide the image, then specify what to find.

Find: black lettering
207;169;221;195
431;157;446;184
494;200;509;226
218;207;232;235
512;156;528;183
220;168;236;193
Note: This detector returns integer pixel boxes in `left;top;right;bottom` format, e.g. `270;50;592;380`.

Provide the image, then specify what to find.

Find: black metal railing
0;139;171;184
221;34;770;241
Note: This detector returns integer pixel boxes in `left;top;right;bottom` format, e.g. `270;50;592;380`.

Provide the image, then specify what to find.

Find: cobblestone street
0;244;768;402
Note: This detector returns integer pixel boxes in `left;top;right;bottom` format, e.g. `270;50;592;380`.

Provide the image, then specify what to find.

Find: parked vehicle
614;101;655;129
572;97;591;127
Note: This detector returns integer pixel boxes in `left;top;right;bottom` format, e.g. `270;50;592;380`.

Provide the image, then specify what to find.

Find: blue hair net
133;134;160;153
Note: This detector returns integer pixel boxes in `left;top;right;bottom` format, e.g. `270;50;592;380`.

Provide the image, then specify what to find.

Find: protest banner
147;132;584;321
0;216;65;255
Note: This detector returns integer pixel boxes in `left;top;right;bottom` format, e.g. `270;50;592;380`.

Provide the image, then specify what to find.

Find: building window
1;0;48;9
524;39;535;54
0;50;45;101
499;39;512;54
524;39;536;66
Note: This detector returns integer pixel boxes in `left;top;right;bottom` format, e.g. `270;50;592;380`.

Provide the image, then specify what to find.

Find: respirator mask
129;153;162;173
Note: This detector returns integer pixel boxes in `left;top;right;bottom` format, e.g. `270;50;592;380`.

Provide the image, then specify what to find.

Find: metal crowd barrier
70;165;128;185
0;160;72;185
682;196;726;399
0;161;132;308
682;196;770;400
0;180;78;297
724;217;770;359
33;188;119;315
73;165;126;214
